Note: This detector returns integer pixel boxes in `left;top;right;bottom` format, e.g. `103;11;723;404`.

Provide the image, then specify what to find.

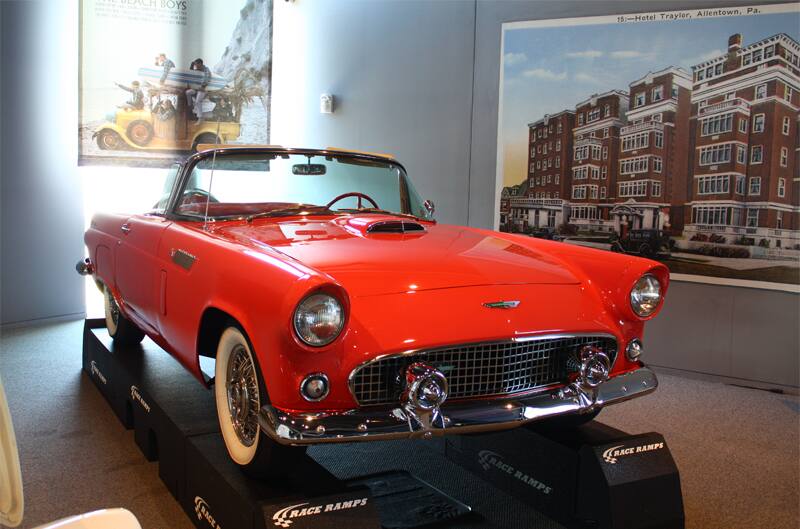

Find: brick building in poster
505;32;800;250
684;33;800;248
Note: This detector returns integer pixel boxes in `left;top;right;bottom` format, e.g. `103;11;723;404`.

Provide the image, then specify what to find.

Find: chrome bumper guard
258;367;657;446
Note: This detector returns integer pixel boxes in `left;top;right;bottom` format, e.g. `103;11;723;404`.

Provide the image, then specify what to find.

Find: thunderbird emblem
483;300;520;309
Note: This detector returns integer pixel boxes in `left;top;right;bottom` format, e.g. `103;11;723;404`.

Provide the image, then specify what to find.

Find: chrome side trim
259;366;656;446
346;332;618;404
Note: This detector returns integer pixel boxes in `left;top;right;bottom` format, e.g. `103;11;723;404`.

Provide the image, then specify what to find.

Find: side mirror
423;199;435;218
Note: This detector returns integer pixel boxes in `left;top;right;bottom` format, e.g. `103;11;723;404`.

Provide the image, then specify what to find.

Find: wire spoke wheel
226;343;260;447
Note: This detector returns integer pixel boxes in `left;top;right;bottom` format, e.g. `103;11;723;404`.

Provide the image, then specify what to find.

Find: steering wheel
180;188;218;206
325;192;379;210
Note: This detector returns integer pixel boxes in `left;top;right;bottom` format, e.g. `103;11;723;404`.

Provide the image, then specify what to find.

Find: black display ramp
82;319;683;529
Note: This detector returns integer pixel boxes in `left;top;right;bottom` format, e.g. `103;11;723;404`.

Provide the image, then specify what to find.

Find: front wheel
214;326;305;477
104;286;145;345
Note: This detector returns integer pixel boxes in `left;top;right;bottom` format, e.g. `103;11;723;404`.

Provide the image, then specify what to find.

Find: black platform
82;319;684;529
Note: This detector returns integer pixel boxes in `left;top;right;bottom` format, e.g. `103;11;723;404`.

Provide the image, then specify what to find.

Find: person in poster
155;53;175;85
186;58;212;123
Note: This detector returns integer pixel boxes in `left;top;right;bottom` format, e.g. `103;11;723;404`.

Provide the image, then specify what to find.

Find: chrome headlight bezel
629;274;663;318
292;293;345;347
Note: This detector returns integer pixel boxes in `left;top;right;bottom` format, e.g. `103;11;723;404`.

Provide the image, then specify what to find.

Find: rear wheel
214;325;305;478
126;120;154;146
638;243;654;258
104;286;145;345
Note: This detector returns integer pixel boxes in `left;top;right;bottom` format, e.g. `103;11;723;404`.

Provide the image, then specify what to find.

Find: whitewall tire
215;327;261;465
104;286;145;345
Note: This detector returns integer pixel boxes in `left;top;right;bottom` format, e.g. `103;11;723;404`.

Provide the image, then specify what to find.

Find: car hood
211;216;581;297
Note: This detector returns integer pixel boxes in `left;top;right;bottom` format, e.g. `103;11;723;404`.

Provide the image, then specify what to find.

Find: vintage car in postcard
79;145;668;475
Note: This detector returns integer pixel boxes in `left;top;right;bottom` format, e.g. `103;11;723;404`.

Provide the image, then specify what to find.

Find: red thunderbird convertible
79;145;668;475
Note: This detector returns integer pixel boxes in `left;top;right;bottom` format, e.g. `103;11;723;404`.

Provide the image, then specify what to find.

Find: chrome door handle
121;224;131;234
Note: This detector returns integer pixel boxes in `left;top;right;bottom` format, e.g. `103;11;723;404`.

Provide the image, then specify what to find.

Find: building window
603;104;611;117
531;147;536;157
739;118;748;133
671;83;679;98
592;145;601;159
755;83;767;100
574;145;589;161
600;186;607;199
634;92;645;107
529;163;535;173
735;175;745;194
548;158;553;168
655;131;663;148
724;92;735;101
556;139;562;150
785;85;794;101
554;191;559;198
591;167;600;180
549;125;553;133
578;113;584;125
589;186;598;199
651;113;662;122
652;86;664;102
746;209;758;227
653;156;662;172
603;127;609;138
698;175;730;195
699;144;732;165
555;157;560;168
737;145;746;164
652;181;662;197
573;166;589;180
602;146;608;160
780;147;788;167
778;177;786;197
696;69;706;81
588;108;600;122
622;132;649;151
749;177;761;195
572;186;587;199
742;53;752;66
777;211;783;229
547;174;552;183
692;206;728;226
702;113;733;136
571;206;598;220
557;123;563;133
601;166;607;179
750;145;763;164
782;116;790;135
537;145;541;153
752;114;765;133
555;174;559;184
752;48;763;63
618;180;648;197
536;161;540;170
535;177;540;185
620;156;649;174
764;44;775;59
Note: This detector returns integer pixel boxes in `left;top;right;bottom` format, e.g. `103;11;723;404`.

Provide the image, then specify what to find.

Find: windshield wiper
245;205;334;223
335;207;424;221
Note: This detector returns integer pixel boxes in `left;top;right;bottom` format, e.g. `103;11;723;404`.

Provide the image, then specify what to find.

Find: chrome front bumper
258;367;657;446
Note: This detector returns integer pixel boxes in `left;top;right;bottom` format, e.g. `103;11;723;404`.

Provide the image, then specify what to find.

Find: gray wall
0;1;85;325
648;281;799;389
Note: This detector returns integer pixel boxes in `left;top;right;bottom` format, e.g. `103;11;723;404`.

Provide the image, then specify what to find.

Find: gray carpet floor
0;320;798;529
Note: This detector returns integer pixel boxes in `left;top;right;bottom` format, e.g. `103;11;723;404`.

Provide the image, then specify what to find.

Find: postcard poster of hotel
497;4;799;285
79;0;272;167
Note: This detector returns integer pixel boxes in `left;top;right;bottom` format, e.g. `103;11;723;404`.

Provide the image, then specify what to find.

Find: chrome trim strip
346;332;618;404
259;367;656;446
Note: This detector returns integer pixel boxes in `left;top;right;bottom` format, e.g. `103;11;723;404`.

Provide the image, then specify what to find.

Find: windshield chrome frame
164;146;426;223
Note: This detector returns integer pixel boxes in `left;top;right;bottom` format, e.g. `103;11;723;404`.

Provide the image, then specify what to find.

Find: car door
114;214;172;330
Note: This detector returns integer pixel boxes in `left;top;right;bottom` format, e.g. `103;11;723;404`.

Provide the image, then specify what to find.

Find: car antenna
202;119;223;231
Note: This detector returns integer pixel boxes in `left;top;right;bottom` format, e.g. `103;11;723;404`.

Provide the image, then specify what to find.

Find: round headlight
630;274;662;318
293;293;345;347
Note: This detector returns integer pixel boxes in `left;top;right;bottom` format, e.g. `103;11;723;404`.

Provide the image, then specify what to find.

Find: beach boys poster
79;0;272;167
498;4;800;285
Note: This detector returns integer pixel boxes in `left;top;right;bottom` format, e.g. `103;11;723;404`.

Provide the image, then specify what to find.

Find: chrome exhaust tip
76;258;94;276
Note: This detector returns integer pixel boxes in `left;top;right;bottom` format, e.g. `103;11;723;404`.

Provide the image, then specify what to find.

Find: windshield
172;152;430;220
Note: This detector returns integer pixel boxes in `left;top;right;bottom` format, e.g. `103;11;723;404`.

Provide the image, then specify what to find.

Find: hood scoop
366;220;425;234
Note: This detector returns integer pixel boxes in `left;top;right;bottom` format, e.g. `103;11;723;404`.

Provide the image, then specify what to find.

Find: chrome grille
350;335;617;406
